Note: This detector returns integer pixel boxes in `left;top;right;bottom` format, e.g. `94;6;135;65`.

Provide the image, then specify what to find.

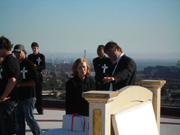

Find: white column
140;80;166;133
83;91;118;135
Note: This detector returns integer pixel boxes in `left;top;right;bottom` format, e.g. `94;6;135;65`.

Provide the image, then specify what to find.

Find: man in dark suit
103;41;136;91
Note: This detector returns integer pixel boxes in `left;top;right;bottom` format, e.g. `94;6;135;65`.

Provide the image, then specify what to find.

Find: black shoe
38;111;43;115
37;107;44;115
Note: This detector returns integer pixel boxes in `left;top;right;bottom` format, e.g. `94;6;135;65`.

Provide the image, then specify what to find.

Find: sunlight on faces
106;48;119;62
77;61;87;80
97;46;104;58
14;50;26;61
0;49;4;57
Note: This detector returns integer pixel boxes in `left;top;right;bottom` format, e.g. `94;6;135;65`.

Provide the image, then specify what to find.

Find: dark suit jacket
112;55;136;91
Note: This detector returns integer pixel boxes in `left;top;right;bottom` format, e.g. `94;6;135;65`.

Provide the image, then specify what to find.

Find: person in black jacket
93;45;112;90
66;58;95;116
0;57;3;89
0;36;20;135
28;42;45;114
13;44;41;135
103;41;137;91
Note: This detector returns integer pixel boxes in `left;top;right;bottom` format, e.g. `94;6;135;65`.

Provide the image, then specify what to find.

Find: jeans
15;97;41;135
0;100;17;135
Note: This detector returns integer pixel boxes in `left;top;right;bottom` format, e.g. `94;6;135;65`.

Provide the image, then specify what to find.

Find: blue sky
0;0;180;60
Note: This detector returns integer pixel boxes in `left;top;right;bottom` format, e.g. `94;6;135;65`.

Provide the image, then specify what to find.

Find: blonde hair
71;58;91;76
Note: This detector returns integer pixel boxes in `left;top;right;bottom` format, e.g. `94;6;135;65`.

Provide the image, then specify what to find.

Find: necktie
112;62;117;70
112;62;117;76
109;62;117;91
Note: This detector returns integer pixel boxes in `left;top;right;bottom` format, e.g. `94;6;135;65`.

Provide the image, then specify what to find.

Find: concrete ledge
161;106;180;117
43;99;65;108
42;99;180;117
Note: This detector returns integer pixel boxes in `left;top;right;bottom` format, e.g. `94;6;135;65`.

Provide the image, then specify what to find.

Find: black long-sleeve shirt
65;75;95;116
28;52;45;73
18;58;39;100
0;54;20;101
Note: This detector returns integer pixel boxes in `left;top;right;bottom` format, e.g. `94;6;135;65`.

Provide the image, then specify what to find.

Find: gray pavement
25;108;180;135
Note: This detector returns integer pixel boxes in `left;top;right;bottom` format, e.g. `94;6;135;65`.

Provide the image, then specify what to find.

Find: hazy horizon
40;52;180;61
41;52;179;71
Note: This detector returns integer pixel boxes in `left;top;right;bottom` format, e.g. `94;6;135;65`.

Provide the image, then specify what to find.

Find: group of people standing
65;41;137;117
0;36;45;135
0;35;136;135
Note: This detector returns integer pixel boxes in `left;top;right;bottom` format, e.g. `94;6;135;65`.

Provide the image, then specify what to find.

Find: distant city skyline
44;51;179;71
41;51;179;63
1;0;180;60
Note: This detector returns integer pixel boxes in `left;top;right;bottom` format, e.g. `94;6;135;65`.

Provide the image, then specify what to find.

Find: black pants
35;73;43;113
0;100;17;135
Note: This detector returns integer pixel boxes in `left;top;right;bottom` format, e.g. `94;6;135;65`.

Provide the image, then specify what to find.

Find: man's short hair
104;41;122;53
31;42;39;48
0;36;13;51
98;45;104;49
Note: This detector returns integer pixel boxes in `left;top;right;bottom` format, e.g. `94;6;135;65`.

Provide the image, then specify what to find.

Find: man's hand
0;97;11;103
103;77;115;84
0;57;4;64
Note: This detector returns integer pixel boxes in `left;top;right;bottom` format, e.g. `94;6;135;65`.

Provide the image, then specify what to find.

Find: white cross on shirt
21;67;28;79
37;57;42;65
102;64;108;73
0;69;2;79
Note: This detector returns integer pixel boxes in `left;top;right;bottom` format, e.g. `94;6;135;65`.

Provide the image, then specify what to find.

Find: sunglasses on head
14;50;22;54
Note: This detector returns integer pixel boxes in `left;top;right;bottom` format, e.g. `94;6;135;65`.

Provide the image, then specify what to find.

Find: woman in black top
66;58;95;116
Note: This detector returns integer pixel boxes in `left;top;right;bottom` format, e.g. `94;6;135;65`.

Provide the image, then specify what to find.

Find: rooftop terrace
25;108;180;135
